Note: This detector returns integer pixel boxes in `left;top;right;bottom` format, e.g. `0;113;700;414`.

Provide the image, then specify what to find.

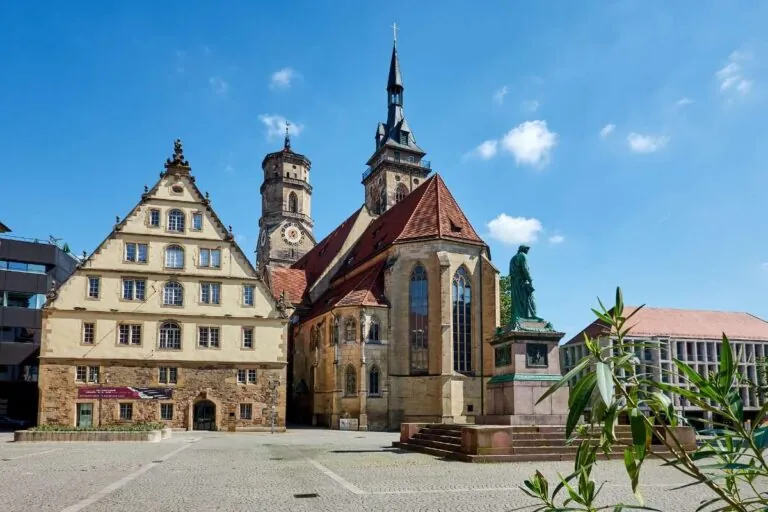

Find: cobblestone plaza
0;429;753;511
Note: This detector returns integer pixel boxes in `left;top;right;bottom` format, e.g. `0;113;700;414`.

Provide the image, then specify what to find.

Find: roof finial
165;138;190;170
284;121;291;150
391;22;398;47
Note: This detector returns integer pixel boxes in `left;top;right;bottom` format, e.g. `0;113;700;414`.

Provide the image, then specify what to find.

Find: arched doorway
193;400;216;431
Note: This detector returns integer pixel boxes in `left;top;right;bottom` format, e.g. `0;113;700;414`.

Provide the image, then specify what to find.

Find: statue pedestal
477;320;568;426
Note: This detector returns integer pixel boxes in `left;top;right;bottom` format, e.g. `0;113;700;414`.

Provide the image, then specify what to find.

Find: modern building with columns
261;38;500;431
562;306;768;425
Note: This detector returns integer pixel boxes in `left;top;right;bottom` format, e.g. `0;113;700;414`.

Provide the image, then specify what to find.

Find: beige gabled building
38;140;291;431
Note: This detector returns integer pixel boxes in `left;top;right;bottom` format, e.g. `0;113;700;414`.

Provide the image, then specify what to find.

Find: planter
161;428;173;440
652;426;697;451
14;430;163;443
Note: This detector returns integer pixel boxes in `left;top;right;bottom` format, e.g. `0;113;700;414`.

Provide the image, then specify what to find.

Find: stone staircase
394;423;674;463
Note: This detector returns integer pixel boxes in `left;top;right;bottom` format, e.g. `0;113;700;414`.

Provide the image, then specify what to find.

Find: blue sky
1;1;767;339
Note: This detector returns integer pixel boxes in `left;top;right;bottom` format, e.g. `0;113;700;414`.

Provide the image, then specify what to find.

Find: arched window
345;318;356;343
159;321;181;349
369;366;380;396
163;281;184;306
165;245;184;269
395;184;408;203
344;365;356;396
288;192;298;213
452;266;473;373
167;209;185;232
368;316;380;343
332;317;340;345
409;264;429;374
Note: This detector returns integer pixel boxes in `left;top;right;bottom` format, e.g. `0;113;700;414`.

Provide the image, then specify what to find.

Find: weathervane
391;22;398;45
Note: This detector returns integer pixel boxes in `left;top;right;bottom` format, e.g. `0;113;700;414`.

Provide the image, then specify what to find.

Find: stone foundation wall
14;429;163;442
38;360;287;431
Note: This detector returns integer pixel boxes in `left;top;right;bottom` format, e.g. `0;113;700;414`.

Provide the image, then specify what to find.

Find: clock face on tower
281;223;303;246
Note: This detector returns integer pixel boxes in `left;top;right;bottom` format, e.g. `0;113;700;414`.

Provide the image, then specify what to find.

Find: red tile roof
291;207;364;289
334;174;485;278
266;267;308;304
304;261;388;321
566;306;768;344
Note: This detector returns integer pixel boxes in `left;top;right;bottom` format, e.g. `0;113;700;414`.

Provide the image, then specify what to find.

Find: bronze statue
509;244;537;325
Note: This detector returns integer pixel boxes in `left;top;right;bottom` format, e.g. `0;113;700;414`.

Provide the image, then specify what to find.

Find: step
425;424;465;431
413;433;463;444
419;428;462;438
513;446;579;455
393;441;455;459
409;437;462;451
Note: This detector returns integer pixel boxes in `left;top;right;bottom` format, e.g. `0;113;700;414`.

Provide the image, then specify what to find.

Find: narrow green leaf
623;448;643;505
752;426;768;449
629;408;648;462
718;334;734;391
566;373;597;437
615;287;624;317
535;356;592;405
596;362;615;407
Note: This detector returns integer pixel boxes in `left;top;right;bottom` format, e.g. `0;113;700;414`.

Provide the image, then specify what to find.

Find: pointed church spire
388;23;403;92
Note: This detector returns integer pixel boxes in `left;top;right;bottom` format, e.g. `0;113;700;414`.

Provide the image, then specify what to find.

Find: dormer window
400;131;408;145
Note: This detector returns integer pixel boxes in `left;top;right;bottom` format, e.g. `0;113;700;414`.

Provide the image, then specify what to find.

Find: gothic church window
409;264;429;374
345;318;357;343
333;318;340;345
165;245;184;269
395;184;408;203
452;266;472;373
368;316;380;343
168;209;185;232
344;365;356;396
288;192;298;213
163;282;184;306
369;366;380;396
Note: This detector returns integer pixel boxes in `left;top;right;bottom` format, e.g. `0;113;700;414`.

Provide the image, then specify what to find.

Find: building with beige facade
562;306;768;426
263;39;501;431
38;141;291;431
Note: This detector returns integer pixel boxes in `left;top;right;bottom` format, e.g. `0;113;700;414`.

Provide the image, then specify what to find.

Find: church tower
363;33;432;215
256;128;315;270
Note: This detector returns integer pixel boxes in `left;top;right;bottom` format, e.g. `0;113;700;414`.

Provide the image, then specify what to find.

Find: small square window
160;403;173;420
149;209;160;227
243;285;254;306
82;323;95;345
122;279;146;301
242;327;254;349
237;369;246;384
119;403;133;421
159;367;177;384
118;324;142;345
125;243;149;263
88;366;100;383
200;282;221;304
247;369;257;383
87;276;100;299
192;212;203;231
199;249;221;269
198;327;220;348
75;366;86;382
240;403;252;420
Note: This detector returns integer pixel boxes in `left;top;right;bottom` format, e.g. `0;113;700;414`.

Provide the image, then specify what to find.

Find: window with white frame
159;321;181;349
240;403;252;420
87;276;100;299
168;209;185;232
200;282;221;304
75;365;100;383
248;369;257;383
82;322;95;345
242;285;254;306
124;242;148;263
119;403;133;421
118;324;142;345
160;403;173;420
242;327;254;349
165;245;184;269
199;248;221;268
237;369;247;384
163;282;183;306
158;366;177;384
149;209;160;227
192;212;203;231
198;326;220;348
122;278;146;301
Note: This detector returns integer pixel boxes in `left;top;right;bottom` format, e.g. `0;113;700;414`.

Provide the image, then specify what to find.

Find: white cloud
493;86;509;105
600;124;616;138
468;140;498;160
627;132;669;153
270;67;298;89
548;234;565;244
500;120;558;167
676;97;694;107
521;100;540;112
209;76;229;96
258;114;304;140
716;51;753;97
487;214;543;245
